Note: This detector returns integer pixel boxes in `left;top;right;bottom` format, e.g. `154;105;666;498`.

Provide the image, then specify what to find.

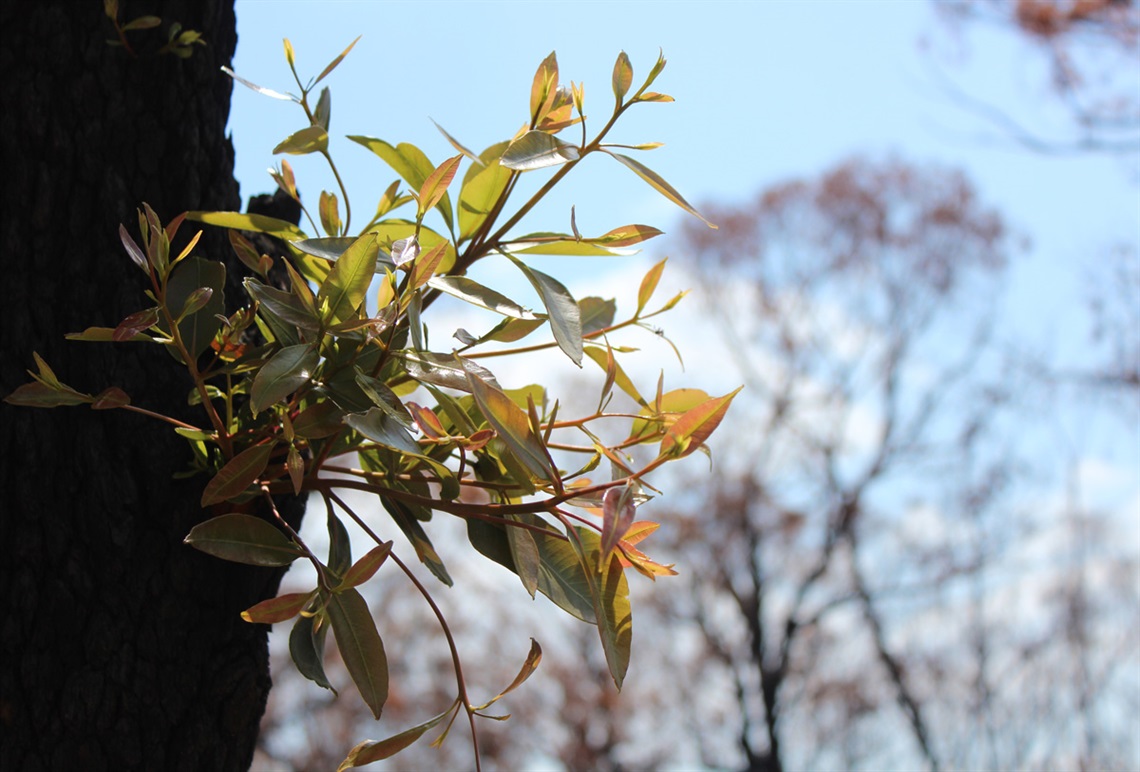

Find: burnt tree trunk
0;2;296;769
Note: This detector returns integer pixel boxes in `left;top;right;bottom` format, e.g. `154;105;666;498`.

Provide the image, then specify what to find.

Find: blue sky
226;0;1138;507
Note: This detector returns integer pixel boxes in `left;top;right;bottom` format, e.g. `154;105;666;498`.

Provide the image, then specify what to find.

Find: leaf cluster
4;43;737;769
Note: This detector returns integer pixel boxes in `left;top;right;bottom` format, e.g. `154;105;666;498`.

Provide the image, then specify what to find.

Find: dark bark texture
0;2;294;769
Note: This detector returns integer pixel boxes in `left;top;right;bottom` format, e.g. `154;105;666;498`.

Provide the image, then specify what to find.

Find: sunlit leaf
187;210;306;241
221;66;299;102
245;278;320;334
659;386;743;459
637;258;667;316
417;154;462;219
348;137;455;231
629;387;710;442
319;190;341;236
599;485;637;567
345;408;420;455
636;92;674;103
458;142;510;240
462;361;552;481
612;50;633;103
583;345;645;407
184;512;301;566
336;705;455;771
273;125;329;156
199;443;276;506
501;130;580;171
410;241;448;289
241;591;314;624
398;350;498;392
229;229;267;276
572;528;632;688
317;232;378;324
505;253;582;365
595;224;663;247
606;151;716;229
314;35;360;86
432;119;482;164
426;276;538;319
529;51;559;123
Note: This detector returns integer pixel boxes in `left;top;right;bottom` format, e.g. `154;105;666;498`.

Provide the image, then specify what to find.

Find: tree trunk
0;2;295;769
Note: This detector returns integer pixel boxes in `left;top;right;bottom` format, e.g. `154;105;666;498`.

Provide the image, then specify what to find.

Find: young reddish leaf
636;258;667;316
326;587;389;719
113;307;160;342
228;229;267;276
313;34;360;86
595;224;663;248
606;151;716;229
629;387;710;442
462;360;552;481
200;443;276;506
659;386;744;459
599;486;637;568
91;387;130;410
338;542;393;590
241;590;314;624
407;402;447;439
3;382;91;408
410;241;448;290
336;705;456;771
417;154;462;218
273;125;329;155
250;344;318;415
529;51;559;123
177;286;214;320
184;512;302;566
473;638;543;710
119;224;149;273
612;50;633;103
617;539;678;580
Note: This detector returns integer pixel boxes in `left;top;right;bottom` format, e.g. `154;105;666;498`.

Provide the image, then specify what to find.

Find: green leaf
417;154;462;219
636;258;667;316
458;142;510;241
659;386;743;459
505;253;582;366
199;443;276;506
501;131;579;171
327;510;353;578
462;361;552;482
166;256;225;360
348;137;454;231
241;591;314;624
398;350;499;392
274;125;329;155
66;326;150;343
327;587;389;719
606;151;716;229
426;276;539;319
290;613;335;692
573;528;632;689
314;35;360;86
345;408;420;455
337;706;455;771
250;344;318;415
3;382;91;408
578;297;616;335
319;190;341;236
533;524;597;623
187;210;307;241
506;517;540;598
245;278;321;334
184;512;301;567
612;50;633;103
339;542;393;590
317;232;378;324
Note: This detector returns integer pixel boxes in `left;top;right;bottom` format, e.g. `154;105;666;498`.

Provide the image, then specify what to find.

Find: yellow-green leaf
317;232;378;324
327;587;389;719
659;386;743;459
417;154;462;219
274;125;329;155
637;258;667;316
462;360;552;481
612;50;633;103
336;705;455;771
250;344;318;415
606;151;716;229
